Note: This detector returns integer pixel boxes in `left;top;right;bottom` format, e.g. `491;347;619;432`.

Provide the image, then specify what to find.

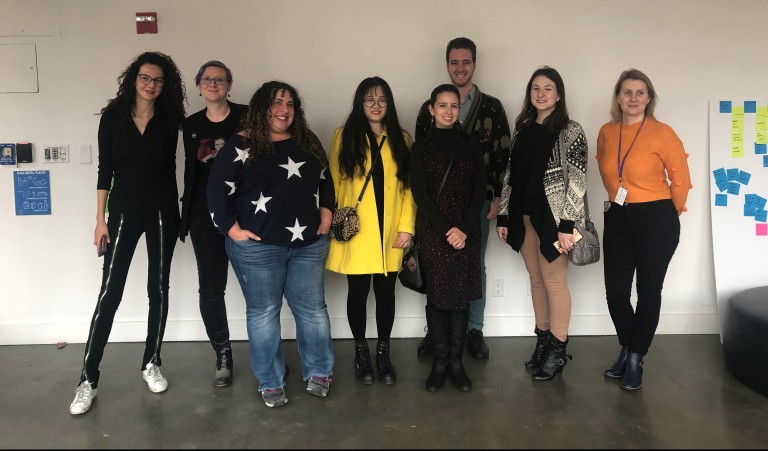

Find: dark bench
723;287;768;397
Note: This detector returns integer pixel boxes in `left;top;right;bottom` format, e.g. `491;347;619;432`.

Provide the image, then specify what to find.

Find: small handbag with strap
330;135;385;241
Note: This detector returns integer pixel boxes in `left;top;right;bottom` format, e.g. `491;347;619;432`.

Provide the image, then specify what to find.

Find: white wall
1;0;763;345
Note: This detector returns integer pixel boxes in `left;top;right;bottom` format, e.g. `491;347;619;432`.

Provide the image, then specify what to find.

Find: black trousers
189;206;231;353
346;273;397;341
603;199;679;356
80;208;179;387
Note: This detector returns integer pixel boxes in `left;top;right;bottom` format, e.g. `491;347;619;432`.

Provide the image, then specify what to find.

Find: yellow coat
325;127;416;274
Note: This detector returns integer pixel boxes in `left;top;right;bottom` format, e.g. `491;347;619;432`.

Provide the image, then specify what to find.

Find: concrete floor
1;334;767;449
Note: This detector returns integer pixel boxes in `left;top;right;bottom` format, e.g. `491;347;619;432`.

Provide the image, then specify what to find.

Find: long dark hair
514;66;569;132
101;51;186;132
241;81;327;166
338;77;410;187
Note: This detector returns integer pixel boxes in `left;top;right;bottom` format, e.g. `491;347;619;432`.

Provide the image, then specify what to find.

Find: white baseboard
0;312;721;345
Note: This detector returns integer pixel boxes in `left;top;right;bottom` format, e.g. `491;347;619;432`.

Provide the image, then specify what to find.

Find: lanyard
617;117;646;184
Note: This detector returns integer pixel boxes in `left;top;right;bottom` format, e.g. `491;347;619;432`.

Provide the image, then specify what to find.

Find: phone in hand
97;235;108;257
553;228;583;253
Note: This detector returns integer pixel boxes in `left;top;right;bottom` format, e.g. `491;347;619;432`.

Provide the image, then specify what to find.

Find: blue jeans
225;235;334;392
467;199;490;331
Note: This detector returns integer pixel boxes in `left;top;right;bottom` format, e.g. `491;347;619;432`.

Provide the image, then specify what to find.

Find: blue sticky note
738;170;752;185
745;101;757;113
756;209;768;222
756;143;767;155
727;168;740;181
715;194;728;207
720;101;732;113
764;156;768;167
756;195;767;210
727;182;741;195
745;203;756;216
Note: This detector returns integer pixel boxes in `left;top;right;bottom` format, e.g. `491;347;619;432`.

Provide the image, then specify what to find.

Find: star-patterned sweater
207;133;335;247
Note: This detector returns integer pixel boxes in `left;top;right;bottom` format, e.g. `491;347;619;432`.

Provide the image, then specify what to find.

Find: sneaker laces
74;383;94;402
145;364;163;382
311;375;332;387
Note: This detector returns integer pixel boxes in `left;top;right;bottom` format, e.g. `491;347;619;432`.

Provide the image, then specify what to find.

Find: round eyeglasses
199;76;228;87
364;97;388;108
137;74;164;87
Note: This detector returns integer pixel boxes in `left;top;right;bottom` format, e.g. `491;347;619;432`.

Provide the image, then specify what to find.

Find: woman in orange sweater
596;69;691;391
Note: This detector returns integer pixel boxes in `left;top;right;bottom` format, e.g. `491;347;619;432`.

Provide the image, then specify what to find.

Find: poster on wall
13;170;51;215
709;100;768;334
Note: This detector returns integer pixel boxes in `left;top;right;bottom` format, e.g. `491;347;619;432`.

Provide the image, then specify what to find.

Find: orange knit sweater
596;118;691;215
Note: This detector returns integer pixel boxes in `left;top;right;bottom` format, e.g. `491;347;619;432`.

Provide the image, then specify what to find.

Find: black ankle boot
448;310;471;392
353;340;374;385
525;327;550;369
375;340;397;385
532;335;572;381
604;345;630;378
621;351;643;390
213;347;233;387
425;305;449;392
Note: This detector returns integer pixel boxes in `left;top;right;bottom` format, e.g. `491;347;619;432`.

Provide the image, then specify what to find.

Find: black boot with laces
213;347;233;387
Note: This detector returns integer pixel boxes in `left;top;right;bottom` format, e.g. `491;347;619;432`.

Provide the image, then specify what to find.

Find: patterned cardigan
498;120;589;260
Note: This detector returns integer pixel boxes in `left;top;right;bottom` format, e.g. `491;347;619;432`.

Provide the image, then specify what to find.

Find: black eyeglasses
137;73;165;87
364;97;388;108
199;76;228;86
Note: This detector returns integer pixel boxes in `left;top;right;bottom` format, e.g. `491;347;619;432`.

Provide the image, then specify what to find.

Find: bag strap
461;90;483;136
558;128;591;222
354;134;386;208
436;151;455;201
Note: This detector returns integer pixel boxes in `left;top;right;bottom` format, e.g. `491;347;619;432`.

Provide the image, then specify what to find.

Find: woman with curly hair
69;51;186;415
207;81;335;408
325;77;415;386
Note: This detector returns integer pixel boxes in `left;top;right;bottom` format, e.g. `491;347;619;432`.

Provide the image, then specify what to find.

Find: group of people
68;36;691;415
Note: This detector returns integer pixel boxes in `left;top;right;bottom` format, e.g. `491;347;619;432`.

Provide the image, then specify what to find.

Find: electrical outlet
492;279;504;297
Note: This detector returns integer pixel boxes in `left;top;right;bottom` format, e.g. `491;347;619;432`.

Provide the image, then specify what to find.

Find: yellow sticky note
732;142;744;158
757;106;768;116
732;106;745;117
757;130;768;145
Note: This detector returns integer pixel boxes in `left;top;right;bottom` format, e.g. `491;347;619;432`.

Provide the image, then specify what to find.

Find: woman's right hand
93;221;109;247
496;226;508;243
227;222;260;241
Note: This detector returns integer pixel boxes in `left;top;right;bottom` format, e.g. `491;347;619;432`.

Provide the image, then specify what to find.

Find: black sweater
97;106;180;214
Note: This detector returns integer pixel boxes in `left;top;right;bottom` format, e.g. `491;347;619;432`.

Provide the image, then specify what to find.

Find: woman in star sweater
207;81;335;408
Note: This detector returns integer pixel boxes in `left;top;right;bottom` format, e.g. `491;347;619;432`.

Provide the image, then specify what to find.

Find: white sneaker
142;363;168;393
69;381;97;415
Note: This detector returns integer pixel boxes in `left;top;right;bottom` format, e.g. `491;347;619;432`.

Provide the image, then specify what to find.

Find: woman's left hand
557;231;575;254
446;227;467;250
393;232;412;248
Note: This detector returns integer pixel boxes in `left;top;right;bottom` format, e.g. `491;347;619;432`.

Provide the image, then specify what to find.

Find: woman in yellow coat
326;77;415;385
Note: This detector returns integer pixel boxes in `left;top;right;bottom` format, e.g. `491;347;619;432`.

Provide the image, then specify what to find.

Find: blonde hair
610;68;658;122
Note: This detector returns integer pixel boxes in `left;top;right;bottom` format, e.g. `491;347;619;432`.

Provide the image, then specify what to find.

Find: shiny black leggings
79;208;179;387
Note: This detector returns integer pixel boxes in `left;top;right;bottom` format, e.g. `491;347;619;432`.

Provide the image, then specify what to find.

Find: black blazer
179;101;247;241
